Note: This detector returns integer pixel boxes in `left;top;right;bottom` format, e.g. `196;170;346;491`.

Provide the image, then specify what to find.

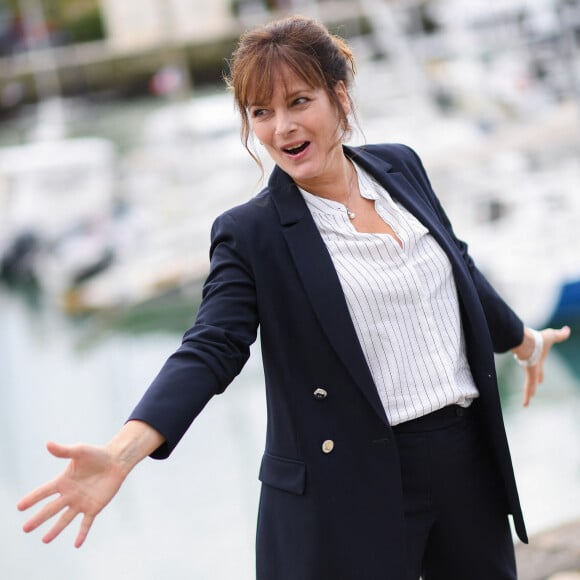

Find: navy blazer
129;143;527;579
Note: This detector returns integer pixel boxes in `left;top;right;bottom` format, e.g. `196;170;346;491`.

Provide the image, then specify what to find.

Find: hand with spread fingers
17;442;126;547
17;421;164;547
512;325;571;407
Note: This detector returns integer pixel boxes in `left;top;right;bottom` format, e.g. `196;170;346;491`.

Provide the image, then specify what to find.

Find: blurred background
1;0;579;578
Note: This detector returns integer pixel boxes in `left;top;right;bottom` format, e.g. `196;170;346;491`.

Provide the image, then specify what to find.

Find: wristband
513;329;544;367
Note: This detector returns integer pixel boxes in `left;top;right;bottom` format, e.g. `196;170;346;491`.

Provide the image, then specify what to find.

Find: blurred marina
1;0;580;326
1;1;580;579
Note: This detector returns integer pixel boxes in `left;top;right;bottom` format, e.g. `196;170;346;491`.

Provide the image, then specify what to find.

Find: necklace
345;161;357;220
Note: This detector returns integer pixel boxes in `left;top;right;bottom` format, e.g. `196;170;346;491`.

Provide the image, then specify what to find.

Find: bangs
241;44;324;109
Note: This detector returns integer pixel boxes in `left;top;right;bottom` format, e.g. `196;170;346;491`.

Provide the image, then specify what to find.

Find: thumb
46;441;75;459
549;325;571;345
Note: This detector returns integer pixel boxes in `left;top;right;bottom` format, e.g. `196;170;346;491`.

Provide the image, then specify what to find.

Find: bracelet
513;329;544;367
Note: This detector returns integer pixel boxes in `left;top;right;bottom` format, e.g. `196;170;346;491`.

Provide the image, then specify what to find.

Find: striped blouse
299;162;479;425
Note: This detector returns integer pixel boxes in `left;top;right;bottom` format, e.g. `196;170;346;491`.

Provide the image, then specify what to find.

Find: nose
275;110;296;137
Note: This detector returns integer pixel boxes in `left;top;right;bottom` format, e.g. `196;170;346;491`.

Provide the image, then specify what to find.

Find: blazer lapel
268;166;388;424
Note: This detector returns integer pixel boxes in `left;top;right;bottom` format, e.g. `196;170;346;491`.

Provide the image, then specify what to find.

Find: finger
552;325;571;344
46;441;76;459
74;514;95;549
42;507;79;544
22;495;68;533
526;382;537;405
523;368;539;407
17;480;59;512
543;325;571;349
523;387;531;407
523;376;532;407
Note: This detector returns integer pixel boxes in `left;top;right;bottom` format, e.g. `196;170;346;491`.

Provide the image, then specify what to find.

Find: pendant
347;209;356;220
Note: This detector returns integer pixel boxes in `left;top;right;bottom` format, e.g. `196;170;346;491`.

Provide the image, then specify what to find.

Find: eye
250;108;266;118
293;97;309;106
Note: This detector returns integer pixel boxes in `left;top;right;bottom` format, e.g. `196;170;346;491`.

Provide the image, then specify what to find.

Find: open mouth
283;142;310;156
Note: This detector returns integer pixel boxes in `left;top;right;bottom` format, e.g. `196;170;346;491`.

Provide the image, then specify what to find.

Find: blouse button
313;388;328;400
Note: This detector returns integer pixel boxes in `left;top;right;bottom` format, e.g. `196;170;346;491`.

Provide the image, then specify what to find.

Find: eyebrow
248;87;314;108
287;87;311;98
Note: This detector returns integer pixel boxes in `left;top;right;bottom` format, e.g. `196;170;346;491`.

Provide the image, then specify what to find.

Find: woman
18;15;570;580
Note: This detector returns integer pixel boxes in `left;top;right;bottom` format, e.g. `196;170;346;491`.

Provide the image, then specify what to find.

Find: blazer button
313;388;328;400
322;439;334;454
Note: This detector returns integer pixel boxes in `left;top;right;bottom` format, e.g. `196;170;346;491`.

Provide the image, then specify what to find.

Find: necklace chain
345;161;357;220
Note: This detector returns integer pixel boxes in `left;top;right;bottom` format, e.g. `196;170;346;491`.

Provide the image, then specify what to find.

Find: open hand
514;326;571;406
17;441;128;548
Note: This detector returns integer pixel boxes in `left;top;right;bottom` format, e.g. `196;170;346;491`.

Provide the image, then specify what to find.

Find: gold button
313;388;328;400
322;439;334;454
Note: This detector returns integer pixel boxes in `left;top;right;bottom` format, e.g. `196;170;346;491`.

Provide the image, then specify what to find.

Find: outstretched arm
512;325;571;406
17;420;164;548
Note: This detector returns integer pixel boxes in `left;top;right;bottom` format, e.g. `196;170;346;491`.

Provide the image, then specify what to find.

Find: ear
334;81;351;117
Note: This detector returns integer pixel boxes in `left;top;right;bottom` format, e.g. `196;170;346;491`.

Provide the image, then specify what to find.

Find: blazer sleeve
400;144;525;353
127;211;259;458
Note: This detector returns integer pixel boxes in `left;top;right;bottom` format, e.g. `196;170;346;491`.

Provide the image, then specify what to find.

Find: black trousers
393;402;517;580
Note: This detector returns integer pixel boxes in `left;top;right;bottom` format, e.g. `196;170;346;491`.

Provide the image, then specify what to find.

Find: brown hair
225;15;357;168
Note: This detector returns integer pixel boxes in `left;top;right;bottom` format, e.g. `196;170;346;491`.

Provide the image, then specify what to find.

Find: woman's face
248;69;350;191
